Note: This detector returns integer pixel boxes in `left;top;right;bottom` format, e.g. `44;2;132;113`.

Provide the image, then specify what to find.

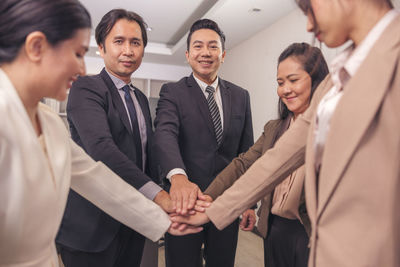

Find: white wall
219;9;340;138
84;56;191;82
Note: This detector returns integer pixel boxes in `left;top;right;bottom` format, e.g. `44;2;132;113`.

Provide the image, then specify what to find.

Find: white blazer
0;69;170;267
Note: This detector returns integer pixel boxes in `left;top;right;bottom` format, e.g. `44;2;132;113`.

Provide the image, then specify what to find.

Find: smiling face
277;56;312;117
186;28;226;84
42;28;90;101
99;18;144;83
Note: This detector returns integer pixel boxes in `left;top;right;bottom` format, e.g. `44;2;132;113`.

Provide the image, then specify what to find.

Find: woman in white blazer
0;1;201;266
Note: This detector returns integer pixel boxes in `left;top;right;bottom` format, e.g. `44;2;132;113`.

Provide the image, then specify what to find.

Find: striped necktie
206;85;223;145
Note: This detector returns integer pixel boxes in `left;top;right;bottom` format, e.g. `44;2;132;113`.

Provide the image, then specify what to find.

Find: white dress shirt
314;9;399;172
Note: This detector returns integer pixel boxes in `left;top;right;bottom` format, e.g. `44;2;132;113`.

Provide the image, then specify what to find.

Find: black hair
277;42;329;120
95;9;148;51
187;19;226;51
0;0;91;64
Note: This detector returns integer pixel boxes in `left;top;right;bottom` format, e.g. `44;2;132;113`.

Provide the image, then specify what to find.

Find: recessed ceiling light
250;7;261;12
95;51;100;55
147;27;153;32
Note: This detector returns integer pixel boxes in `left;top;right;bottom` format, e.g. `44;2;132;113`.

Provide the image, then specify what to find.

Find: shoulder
159;76;191;97
220;78;248;94
264;119;282;132
71;73;105;92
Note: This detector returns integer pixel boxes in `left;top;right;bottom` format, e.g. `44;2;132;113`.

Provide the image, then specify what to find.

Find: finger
181;191;189;215
170;222;180;229
170;192;178;212
178;223;188;231
194;205;205;212
195;200;211;208
170;215;190;224
187;189;197;210
188;209;197;215
175;191;183;214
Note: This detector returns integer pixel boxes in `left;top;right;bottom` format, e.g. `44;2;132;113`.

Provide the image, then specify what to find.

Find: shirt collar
330;9;399;90
192;74;219;94
105;68;134;91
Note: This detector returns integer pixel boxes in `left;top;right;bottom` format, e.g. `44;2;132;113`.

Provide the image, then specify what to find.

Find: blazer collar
187;74;231;147
314;15;400;218
100;68;133;134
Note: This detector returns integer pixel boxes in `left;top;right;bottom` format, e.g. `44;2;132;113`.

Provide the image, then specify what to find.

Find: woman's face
306;0;351;48
277;56;312;117
41;28;90;101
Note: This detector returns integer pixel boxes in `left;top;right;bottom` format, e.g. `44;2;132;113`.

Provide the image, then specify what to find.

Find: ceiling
81;0;298;66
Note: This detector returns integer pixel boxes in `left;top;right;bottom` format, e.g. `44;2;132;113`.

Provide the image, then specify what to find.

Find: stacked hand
155;175;256;235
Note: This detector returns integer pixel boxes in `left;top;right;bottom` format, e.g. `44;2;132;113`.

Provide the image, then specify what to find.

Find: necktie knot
206;86;215;95
122;84;131;94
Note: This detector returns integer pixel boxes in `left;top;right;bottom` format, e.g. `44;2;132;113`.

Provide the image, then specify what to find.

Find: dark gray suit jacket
57;68;156;252
153;74;254;191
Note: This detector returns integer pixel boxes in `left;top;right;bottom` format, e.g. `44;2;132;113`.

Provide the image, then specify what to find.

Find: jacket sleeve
67;78;152;190
69;139;170;242
153;84;186;178
205;78;330;230
237;90;254;154
204;121;275;199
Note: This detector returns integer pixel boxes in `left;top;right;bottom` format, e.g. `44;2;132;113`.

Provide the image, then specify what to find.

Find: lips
199;60;213;67
120;60;135;67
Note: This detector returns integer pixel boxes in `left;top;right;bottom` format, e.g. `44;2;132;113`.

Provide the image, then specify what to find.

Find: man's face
99;19;144;83
186;29;226;85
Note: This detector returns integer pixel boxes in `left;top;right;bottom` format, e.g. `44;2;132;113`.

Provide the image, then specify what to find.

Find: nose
123;43;133;56
282;85;292;95
200;47;211;57
78;58;86;76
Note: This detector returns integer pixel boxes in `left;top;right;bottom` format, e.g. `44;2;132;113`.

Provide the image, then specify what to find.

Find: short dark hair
187;19;226;51
0;0;91;64
277;42;329;120
95;9;148;51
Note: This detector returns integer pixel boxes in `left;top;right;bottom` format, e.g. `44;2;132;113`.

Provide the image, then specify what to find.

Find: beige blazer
0;69;170;267
205;118;310;238
206;15;400;267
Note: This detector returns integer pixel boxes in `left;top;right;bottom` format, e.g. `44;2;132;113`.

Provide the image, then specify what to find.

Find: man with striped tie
153;19;254;267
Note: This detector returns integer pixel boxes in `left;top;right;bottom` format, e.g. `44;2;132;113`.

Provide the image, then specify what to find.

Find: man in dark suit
56;9;172;267
153;19;254;267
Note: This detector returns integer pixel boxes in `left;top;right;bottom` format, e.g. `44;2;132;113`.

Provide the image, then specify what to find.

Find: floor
157;230;264;267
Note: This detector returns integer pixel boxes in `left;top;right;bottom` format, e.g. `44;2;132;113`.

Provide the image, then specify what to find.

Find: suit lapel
187;75;216;138
316;16;400;217
303;76;334;223
100;69;133;135
219;79;231;146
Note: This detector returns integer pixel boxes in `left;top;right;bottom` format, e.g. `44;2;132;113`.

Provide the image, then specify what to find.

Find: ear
185;50;189;62
221;50;226;63
98;43;105;58
24;31;48;62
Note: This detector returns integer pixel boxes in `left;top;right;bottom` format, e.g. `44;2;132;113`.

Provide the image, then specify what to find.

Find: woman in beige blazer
203;43;328;267
0;1;200;266
173;0;400;266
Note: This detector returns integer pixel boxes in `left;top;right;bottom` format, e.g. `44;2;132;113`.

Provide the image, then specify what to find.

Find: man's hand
170;212;210;226
170;174;201;215
239;209;256;231
153;190;174;213
167;222;203;236
194;194;212;212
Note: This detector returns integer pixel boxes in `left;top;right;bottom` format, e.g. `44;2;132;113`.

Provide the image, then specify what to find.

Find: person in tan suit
203;42;328;267
173;0;400;266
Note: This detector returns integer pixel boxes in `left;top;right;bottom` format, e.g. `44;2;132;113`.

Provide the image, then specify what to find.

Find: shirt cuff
139;181;163;200
166;168;187;181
